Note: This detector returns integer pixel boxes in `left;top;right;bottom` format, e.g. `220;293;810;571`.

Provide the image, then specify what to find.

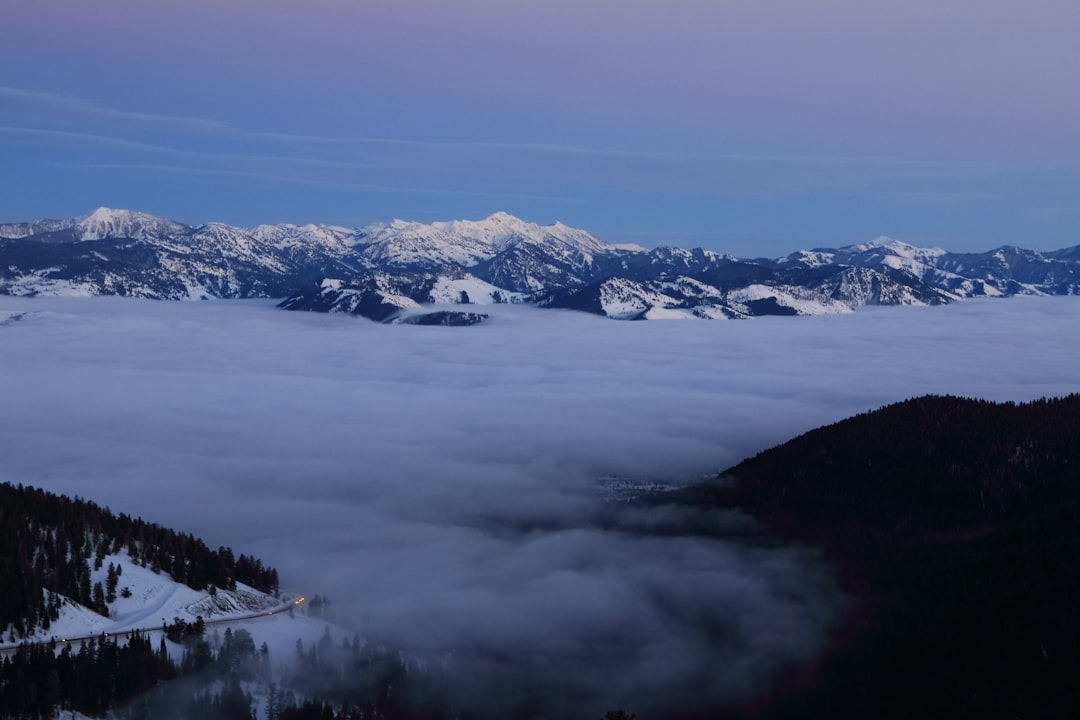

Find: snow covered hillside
2;549;340;676
5;552;272;644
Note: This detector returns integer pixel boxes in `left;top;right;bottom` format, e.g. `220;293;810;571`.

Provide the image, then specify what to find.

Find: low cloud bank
2;296;1078;715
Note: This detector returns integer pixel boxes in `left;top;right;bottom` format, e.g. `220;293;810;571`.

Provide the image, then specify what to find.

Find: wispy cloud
885;190;1000;208
0;125;180;153
246;127;1027;176
3;85;1037;177
4;118;1011;203
60;162;582;204
0;86;231;131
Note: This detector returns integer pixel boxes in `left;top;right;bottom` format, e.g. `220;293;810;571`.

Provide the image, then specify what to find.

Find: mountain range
3;207;1078;323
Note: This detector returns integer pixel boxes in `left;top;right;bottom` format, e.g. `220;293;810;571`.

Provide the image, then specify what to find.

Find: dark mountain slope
672;394;1080;719
720;394;1080;546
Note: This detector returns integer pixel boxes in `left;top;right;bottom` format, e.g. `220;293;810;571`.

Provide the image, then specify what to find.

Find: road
0;596;306;653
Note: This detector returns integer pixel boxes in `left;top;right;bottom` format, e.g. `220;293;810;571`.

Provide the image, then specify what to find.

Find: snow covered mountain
0;208;368;300
3;207;1078;322
74;206;189;242
351;211;642;292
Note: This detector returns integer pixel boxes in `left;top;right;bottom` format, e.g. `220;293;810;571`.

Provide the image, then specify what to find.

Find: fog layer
2;297;1078;716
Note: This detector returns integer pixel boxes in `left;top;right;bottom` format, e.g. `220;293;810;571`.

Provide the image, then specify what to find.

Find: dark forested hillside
690;394;1080;549
673;394;1080;719
0;482;279;641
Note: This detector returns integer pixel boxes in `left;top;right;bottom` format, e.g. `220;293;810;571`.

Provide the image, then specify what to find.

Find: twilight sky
2;0;1078;256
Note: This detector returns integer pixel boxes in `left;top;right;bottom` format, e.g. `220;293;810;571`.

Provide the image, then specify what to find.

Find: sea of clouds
2;296;1078;717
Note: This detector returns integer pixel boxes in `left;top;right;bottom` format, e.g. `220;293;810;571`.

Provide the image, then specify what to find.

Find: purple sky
2;1;1078;255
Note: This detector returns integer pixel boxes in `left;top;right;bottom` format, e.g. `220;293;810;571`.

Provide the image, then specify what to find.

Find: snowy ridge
428;274;526;305
781;249;837;268
543;274;855;320
280;273;424;322
358;217;507;269
597;277;672;320
250;222;359;253
0;216;77;239
355;211;629;274
728;283;852;316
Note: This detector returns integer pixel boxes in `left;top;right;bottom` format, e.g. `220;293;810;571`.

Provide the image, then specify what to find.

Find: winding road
0;596;305;653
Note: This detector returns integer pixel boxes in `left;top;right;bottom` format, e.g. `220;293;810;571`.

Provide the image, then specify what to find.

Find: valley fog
2;296;1079;716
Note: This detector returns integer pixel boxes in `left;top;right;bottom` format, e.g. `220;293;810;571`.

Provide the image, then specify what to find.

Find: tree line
2;621;480;720
0;623;274;719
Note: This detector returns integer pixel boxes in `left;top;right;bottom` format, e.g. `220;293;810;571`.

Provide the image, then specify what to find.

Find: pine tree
106;562;118;603
92;581;108;616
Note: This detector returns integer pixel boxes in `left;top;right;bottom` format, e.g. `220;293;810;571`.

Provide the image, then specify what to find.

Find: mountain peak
76;207;188;241
439;211;538;238
85;206;122;221
845;236;947;263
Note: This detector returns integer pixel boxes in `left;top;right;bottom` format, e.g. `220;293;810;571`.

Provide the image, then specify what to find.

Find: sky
2;0;1078;256
3;295;1080;715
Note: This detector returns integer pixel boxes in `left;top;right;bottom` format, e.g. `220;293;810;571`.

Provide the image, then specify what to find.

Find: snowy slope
5;552;282;646
2;550;345;680
427;274;527;305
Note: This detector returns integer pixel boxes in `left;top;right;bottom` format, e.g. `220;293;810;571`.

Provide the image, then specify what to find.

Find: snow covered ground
2;550;341;672
4;551;268;646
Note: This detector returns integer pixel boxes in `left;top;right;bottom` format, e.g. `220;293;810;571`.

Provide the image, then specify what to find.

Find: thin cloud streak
0;85;231;131
0;125;179;154
59;163;582;204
